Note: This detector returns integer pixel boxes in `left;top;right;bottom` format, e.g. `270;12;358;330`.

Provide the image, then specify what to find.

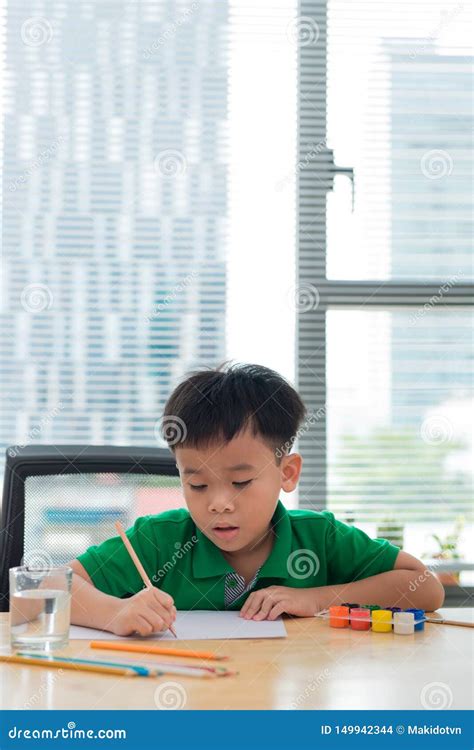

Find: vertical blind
296;0;473;557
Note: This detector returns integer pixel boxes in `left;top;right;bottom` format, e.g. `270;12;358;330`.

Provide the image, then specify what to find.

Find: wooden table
0;609;472;710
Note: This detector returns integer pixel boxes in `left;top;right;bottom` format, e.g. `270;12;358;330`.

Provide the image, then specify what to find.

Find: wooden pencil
17;652;228;678
0;653;140;677
425;616;474;628
90;639;228;661
115;520;177;638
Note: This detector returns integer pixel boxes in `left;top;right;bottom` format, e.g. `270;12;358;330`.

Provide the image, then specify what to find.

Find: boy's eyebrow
182;463;256;476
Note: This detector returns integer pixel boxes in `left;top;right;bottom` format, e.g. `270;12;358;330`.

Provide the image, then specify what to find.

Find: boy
68;362;444;636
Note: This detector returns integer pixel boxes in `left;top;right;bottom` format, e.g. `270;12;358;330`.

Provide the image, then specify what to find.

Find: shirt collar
192;499;292;580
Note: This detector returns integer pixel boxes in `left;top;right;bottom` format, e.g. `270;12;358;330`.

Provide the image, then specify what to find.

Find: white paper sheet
69;610;287;641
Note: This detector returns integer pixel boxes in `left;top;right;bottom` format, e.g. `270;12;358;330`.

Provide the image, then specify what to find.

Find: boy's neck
221;525;275;584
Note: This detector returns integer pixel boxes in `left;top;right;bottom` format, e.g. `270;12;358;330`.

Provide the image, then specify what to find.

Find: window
296;0;473;572
0;1;298;479
0;2;229;459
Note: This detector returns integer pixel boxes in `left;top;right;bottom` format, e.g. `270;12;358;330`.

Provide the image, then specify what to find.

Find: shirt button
228;579;237;588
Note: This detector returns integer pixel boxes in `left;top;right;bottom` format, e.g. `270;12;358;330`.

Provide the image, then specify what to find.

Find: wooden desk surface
0;609;472;710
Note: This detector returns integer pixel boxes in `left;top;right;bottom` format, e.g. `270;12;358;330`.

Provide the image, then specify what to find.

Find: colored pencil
17;651;154;677
90;640;228;661
17;652;226;678
0;653;140;677
115;520;177;638
111;659;236;678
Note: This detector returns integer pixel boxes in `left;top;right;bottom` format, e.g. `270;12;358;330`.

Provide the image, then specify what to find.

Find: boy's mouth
212;524;240;541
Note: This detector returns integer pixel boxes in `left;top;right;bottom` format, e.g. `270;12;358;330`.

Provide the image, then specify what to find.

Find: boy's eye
232;480;253;488
189;480;253;491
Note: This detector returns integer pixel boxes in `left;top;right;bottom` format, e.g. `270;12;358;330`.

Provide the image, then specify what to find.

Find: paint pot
386;607;402;613
404;608;425;631
329;605;350;628
341;602;360;608
349;607;371;631
361;604;381;612
371;609;392;633
393;611;415;635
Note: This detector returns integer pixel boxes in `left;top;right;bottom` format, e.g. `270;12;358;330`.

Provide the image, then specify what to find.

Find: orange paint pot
349;607;371;631
329;605;350;628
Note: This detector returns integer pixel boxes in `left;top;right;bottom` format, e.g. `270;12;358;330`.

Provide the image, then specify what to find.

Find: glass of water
9;566;72;651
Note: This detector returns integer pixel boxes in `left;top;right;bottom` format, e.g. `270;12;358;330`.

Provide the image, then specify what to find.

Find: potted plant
423;517;464;586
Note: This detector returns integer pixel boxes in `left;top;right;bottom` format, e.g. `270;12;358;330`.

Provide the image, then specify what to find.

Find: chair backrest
0;445;181;611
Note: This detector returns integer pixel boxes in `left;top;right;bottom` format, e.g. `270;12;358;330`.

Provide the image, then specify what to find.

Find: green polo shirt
76;500;400;610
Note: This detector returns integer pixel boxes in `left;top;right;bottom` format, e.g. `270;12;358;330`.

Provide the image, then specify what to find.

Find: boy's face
174;428;302;555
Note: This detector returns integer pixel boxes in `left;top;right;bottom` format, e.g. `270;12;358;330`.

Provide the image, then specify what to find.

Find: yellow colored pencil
0;653;140;677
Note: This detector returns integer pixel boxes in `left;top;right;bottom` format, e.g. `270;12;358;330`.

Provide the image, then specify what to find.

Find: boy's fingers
145;602;174;627
239;597;251;617
147;598;172;617
252;595;277;620
240;593;257;618
142;606;167;632
243;591;266;619
268;602;286;620
134;614;155;637
151;588;174;608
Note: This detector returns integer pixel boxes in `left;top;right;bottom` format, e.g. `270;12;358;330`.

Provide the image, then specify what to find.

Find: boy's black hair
161;361;307;462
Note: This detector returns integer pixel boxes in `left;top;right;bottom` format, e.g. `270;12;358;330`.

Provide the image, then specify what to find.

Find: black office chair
0;445;181;611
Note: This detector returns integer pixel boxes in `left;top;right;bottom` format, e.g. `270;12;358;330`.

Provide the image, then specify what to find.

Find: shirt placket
224;568;261;608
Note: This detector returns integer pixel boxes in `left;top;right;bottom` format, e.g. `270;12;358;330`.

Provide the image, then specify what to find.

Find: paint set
316;604;426;635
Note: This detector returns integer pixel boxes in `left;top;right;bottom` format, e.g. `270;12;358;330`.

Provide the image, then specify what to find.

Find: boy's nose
208;492;235;513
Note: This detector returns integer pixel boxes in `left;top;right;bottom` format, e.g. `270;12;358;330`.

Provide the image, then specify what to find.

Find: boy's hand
240;586;319;621
109;587;177;637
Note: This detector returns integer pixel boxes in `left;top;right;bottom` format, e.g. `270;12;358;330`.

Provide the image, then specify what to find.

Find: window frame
296;0;474;510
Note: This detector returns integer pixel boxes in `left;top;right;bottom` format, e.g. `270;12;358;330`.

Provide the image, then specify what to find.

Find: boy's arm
68;559;123;630
67;559;176;636
312;550;444;612
240;551;445;621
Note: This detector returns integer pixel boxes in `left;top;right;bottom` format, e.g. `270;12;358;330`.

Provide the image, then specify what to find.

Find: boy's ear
280;452;303;492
